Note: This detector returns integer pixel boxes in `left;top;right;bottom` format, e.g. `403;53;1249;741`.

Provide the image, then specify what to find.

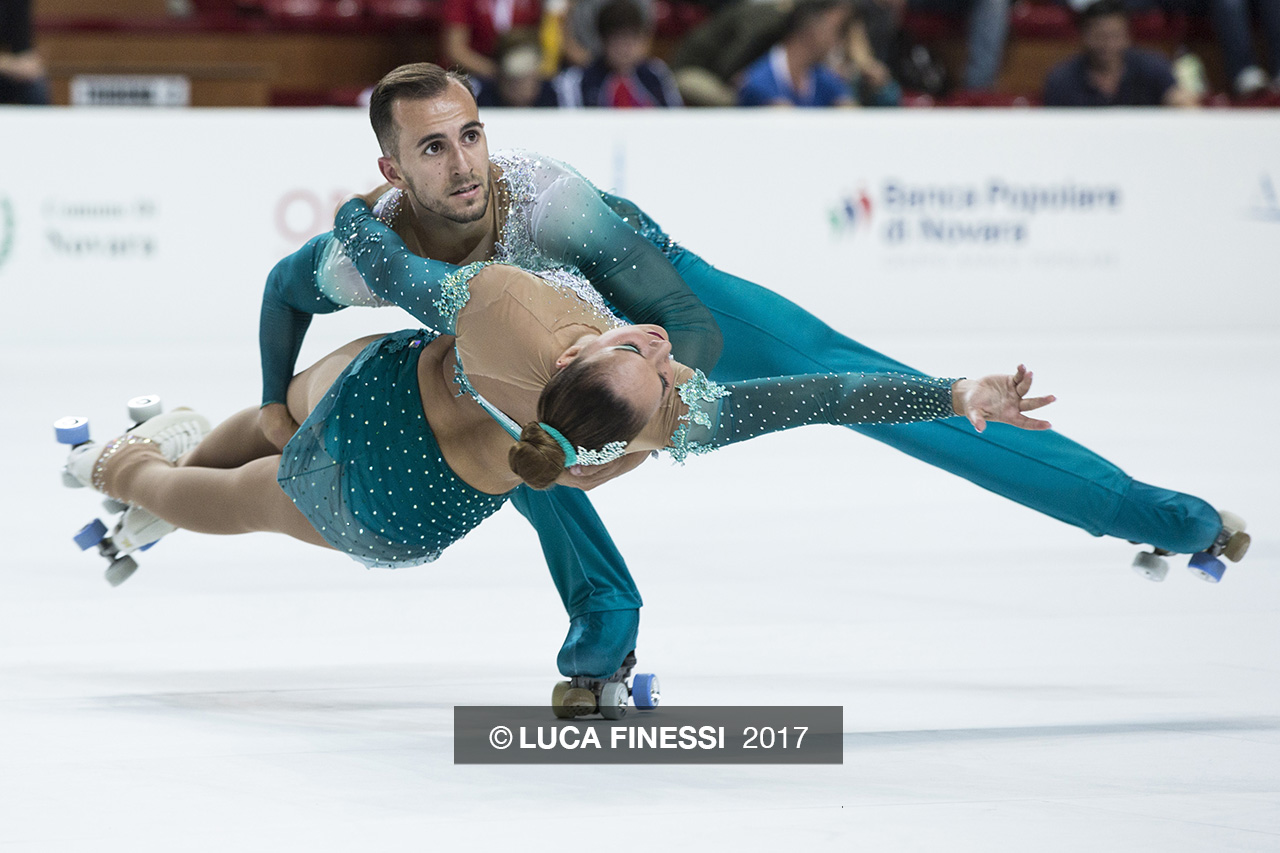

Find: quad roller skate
551;651;660;720
1131;511;1250;584
55;396;209;586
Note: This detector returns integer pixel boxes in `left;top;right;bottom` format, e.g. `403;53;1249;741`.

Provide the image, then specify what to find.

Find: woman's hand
258;402;301;450
951;365;1055;432
555;452;650;491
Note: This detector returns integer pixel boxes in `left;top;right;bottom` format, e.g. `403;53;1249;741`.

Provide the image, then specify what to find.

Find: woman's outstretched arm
668;366;1054;461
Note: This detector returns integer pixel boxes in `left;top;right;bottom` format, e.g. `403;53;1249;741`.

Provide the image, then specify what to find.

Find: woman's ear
554;344;583;372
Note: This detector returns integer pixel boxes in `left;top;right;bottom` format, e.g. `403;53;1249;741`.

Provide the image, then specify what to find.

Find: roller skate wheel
62;469;85;489
551;681;579;719
1131;551;1169;582
559;687;598;717
1188;551;1225;583
127;395;163;424
1223;530;1251;563
105;555;139;587
54;416;90;445
598;681;629;720
74;519;108;551
632;673;660;709
102;497;129;515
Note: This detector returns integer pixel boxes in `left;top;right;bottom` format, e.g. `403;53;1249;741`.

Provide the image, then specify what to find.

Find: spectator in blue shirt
1043;0;1198;106
738;0;857;107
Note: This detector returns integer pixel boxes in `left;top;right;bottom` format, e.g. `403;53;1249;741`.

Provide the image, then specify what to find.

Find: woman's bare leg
109;451;330;547
180;406;279;468
100;334;389;549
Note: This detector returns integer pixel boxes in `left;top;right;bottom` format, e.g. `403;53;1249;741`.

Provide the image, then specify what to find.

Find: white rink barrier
1;108;1278;348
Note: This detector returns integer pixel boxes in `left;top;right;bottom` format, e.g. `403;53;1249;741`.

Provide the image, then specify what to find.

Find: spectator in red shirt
554;0;682;106
443;0;546;78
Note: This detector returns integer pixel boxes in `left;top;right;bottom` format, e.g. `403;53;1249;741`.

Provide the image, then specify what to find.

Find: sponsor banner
1;109;1276;349
454;706;844;764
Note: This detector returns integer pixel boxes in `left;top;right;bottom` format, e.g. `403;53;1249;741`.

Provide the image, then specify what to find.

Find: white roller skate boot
58;404;209;586
65;408;210;495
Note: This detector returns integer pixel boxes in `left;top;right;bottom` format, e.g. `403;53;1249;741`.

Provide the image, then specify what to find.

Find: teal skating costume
598;191;1222;554
273;197;959;593
277;328;509;567
259;151;1222;679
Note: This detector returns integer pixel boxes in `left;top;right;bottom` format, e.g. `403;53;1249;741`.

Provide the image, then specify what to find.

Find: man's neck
402;175;499;265
1085;52;1124;80
780;41;819;99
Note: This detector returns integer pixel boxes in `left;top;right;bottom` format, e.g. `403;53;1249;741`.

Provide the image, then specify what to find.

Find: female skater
65;197;1052;573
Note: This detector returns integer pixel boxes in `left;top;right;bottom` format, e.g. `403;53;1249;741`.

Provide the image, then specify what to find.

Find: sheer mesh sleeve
523;159;723;372
668;371;959;462
259;235;346;406
332;198;473;333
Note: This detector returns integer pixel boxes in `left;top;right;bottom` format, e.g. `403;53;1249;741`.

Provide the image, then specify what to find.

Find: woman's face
558;324;675;420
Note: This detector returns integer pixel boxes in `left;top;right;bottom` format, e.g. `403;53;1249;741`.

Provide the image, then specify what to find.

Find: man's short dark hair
596;0;649;41
369;63;473;156
1076;0;1127;29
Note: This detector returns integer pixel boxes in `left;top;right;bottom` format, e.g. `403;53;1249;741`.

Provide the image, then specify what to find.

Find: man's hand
555;452;650;491
951;365;1055;432
259;402;301;451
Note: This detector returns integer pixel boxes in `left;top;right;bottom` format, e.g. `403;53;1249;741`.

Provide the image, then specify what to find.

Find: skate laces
147;418;208;461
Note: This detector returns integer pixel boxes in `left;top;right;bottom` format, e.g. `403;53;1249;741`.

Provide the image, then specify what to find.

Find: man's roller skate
55;395;210;586
1132;511;1251;584
552;651;661;720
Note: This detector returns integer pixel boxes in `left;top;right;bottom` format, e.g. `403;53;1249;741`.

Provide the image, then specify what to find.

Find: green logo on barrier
0;197;13;273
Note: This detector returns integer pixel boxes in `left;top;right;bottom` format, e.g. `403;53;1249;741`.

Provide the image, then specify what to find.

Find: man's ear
378;156;408;189
554;345;583;372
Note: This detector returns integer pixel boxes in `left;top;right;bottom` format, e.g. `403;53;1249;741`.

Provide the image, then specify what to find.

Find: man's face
379;83;491;225
806;7;851;60
1081;15;1129;67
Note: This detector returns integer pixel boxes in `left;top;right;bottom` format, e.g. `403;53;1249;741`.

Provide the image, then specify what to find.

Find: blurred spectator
443;0;547;78
475;29;561;105
0;0;49;105
839;7;904;103
565;0;655;64
1059;0;1280;97
904;0;1009;91
554;0;683;106
671;0;792;105
1043;0;1199;105
737;0;857;106
1197;0;1280;95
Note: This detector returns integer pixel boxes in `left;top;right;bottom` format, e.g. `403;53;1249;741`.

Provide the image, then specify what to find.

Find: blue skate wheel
1188;551;1226;583
632;673;660;709
74;519;108;551
54;417;91;445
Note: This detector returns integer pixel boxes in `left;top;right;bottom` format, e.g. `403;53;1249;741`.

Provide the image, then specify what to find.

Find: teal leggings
527;200;1222;680
670;246;1221;555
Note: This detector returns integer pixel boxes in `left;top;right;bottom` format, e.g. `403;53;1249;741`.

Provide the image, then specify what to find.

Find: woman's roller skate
1132;511;1251;584
55;395;210;586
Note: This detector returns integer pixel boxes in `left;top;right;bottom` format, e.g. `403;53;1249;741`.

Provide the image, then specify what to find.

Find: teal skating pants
667;246;1221;555
510;485;641;679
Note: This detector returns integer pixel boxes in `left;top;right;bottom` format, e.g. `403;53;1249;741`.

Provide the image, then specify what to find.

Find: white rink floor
4;319;1278;851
